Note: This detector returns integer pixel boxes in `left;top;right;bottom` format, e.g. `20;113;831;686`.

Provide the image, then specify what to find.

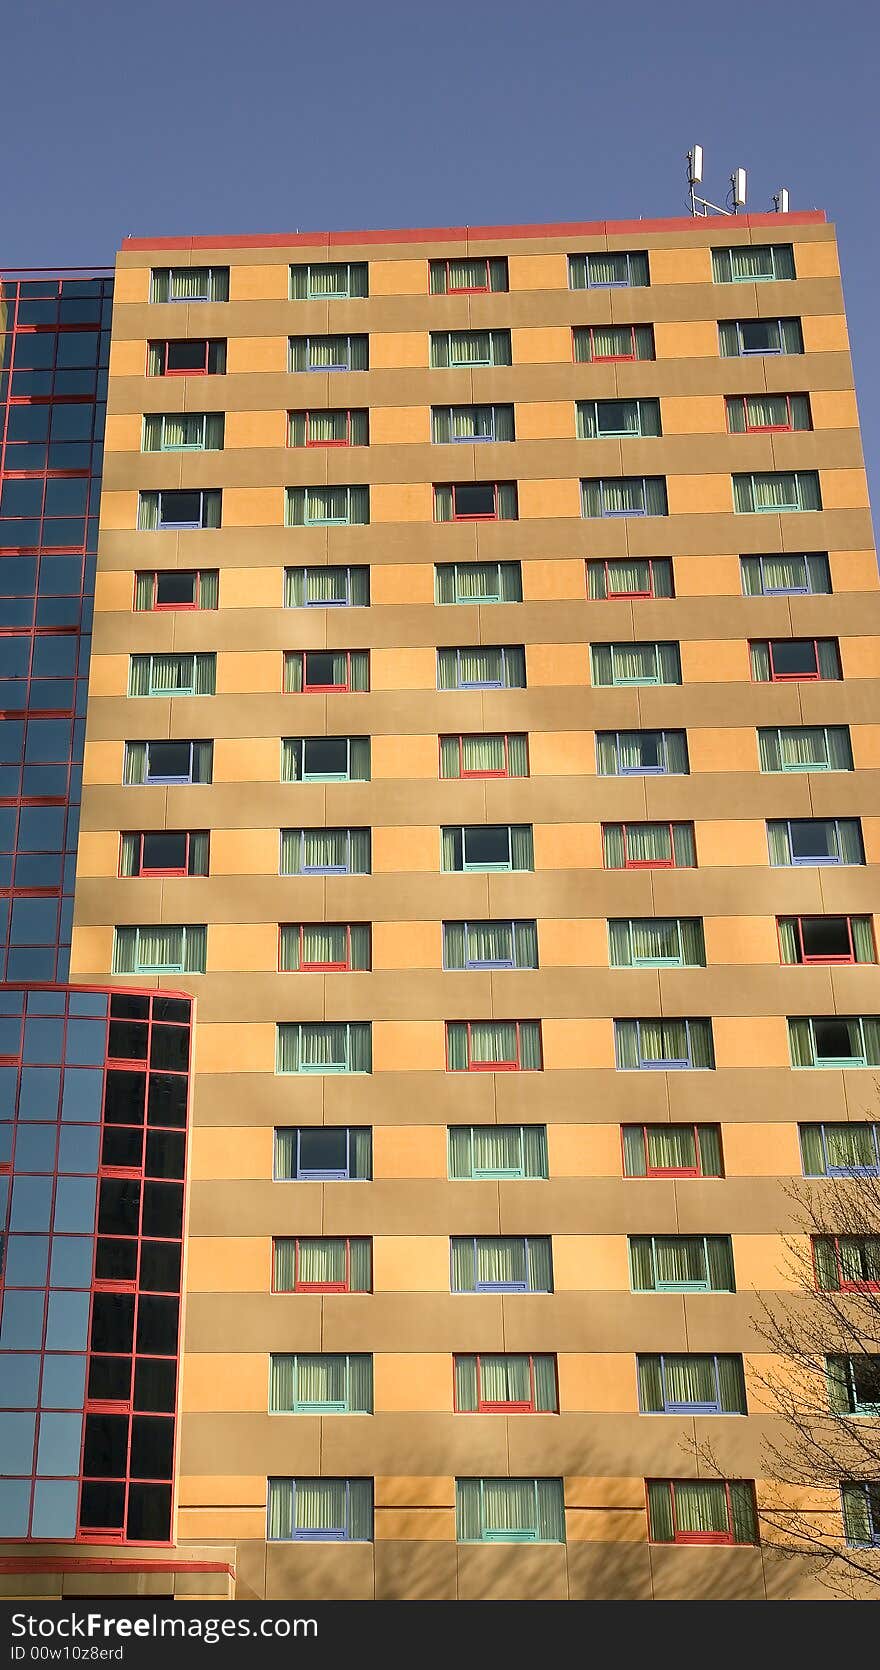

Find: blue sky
5;0;877;516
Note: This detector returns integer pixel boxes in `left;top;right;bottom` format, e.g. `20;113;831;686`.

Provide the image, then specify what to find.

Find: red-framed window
646;1480;759;1546
453;1353;559;1413
288;410;369;448
429;257;508;294
133;570;218;611
283;649;370;694
621;1124;724;1178
445;1020;543;1072
586;558;674;600
602;821;697;870
777;914;875;966
725;393;811;433
438;733;529;780
279;923;371;972
271;1236;373;1294
751;638;840;682
434;482;518;522
813;1235;880;1293
146;340;226;377
572;323;651;362
118;831;209;879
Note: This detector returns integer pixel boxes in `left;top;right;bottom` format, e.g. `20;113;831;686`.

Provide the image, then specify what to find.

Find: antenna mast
686;145;749;216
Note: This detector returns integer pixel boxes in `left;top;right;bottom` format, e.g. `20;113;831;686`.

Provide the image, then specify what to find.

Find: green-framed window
630;1235;735;1292
609;918;705;968
581;476;667;517
788;1017;880;1069
735;470;821;512
269;1354;372;1414
448;1124;548;1180
456;1478;565;1542
758;726;852;772
827;1356;880;1417
712;244;795;283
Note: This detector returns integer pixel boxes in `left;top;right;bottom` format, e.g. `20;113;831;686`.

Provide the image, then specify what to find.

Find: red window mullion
768;639;820;681
304;410;351;447
621;822;676;869
466;1020;521;1071
603;558;653;599
589;324;636;363
451;483;499;522
291;1235;350;1293
446;258;489;294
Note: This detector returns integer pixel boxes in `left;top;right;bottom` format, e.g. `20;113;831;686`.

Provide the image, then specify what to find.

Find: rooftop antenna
686;145;748;217
773;187;790;214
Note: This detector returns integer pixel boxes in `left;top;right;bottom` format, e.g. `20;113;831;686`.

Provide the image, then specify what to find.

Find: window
432;404;514;444
827;1357;880;1416
577;398;661;439
630;1235;735;1292
581;477;667;517
134;570;218;610
750;638;839;681
768;819;863;867
280;828;370;875
718;318;803;356
283;650;369;693
443;919;538;971
455;1355;557;1413
735;471;822;512
456;1478;564;1543
439;734;529;778
569;249;649;287
789;1017;880;1070
615;1019;715;1070
137;490;221;531
779;917;875;967
119;831;209;878
147;340;226;376
267;1478;372;1542
150;267;229;302
591;642;680;686
289;262;368;299
275;1127;371;1180
603;822;696;868
112;925;207;976
269;1354;372;1414
587;559;674;599
123;740;212;786
712;244;795;283
813;1236;880;1291
622;1124;723;1178
726;394;811;433
430;330;512;368
647;1480;758;1545
289;335;368;372
288;409;369;447
437;645;525;689
435;561;522;603
740;553;831;596
451;1236;553;1294
448;1124;548;1180
758;726;852;772
281;737;370;783
609;918;705;969
841;1483;880;1548
272;1236;372;1294
434;482;518;521
285;486;369;526
441;825;533;872
597;731;689;777
280;923;371;972
128;653;216;697
275;1024;372;1075
285;566;369;608
573;324;655;362
446;1020;542;1072
142;413;225;452
801;1125;880;1179
638;1355;746;1414
429;258;508;294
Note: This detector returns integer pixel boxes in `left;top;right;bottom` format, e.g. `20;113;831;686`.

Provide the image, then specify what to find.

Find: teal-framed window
841;1482;880;1548
581;476;667;518
596;730;689;777
758;726;852;773
429;257;508;294
289;262;368;299
734;471;821;512
451;1235;553;1294
609;918;705;969
712;244;795;283
435;561;522;604
740;553;831;596
128;653;216;697
429;330;512;369
630;1234;735;1293
719;318;803;356
448;1124;548;1180
288;334;369;372
768;818;864;867
587;558;674;599
446;1020;542;1072
827;1357;880;1417
274;1127;372;1181
573;324;655;363
441;825;534;873
284;565;370;608
442;919;538;971
577;398;661;439
112;924;207;975
726;393;811;433
801;1124;880;1178
455;1355;558;1413
638;1354;747;1414
591;641;680;686
622;1124;723;1178
437;644;525;689
288;409;369;447
813;1236;880;1293
615;1018;715;1071
569;250;649;288
142;413;224;452
788;1016;880;1070
137;489;221;530
281;737;370;783
431;404;514;443
267;1478;373;1542
456;1477;565;1543
286;485;369;526
150;265;229;303
269;1354;372;1414
275;1022;372;1075
647;1479;758;1545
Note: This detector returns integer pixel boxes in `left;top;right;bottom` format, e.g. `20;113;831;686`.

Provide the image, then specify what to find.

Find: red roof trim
121;210;827;255
0;1557;234;1576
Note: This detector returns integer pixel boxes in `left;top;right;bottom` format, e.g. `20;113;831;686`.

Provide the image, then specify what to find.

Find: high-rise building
1;211;879;1600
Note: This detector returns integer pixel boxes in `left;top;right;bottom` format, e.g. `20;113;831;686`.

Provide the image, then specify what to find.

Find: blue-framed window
286;486;369;527
609;918;705;969
280;827;370;876
841;1483;880;1548
137;489;221;530
630;1235;735;1293
435;562;522;604
112;924;206;975
456;1477;565;1543
801;1123;880;1177
284;566;370;608
142;413;224;452
577;398;660;439
289;335;368;372
150;266;229;302
597;730;689;777
443;919;538;970
615;1018;715;1070
275;1024;372;1076
569;251;649;288
758;727;852;773
591;642;680;687
789;1017;880;1070
827;1357;880;1417
289;262;368;299
448;1125;548;1181
451;1235;553;1293
718;318;803;356
733;471;820;513
128;653;216;697
432;404;515;443
267;1477;373;1541
437;645;525;690
581;476;667;518
281;737;370;783
430;330;511;368
274;1127;372;1180
269;1354;372;1413
712;245;795;283
638;1354;747;1414
768;818;863;867
441;825;534;873
123;739;213;786
740;553;831;596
